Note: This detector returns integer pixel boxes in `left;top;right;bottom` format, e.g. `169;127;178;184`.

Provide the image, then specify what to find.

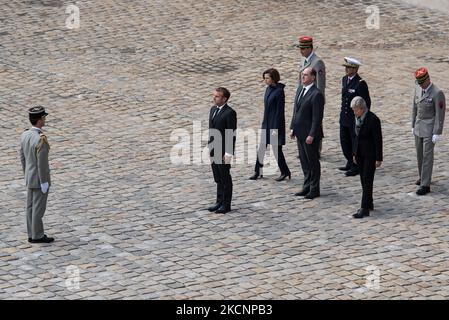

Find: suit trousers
297;137;321;192
254;144;290;176
340;124;359;170
211;162;232;207
26;188;48;239
415;136;434;187
356;155;376;209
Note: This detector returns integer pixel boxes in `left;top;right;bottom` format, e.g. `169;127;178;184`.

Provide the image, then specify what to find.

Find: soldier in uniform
297;36;326;157
412;68;446;195
338;57;371;177
20;106;54;243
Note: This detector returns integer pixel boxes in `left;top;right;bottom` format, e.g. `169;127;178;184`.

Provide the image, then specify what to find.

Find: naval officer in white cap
338;57;371;177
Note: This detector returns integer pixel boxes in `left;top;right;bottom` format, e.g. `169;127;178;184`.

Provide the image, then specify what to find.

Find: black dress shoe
215;205;231;214
359;208;370;216
353;208;369;218
416;186;430;195
30;235;54;243
305;192;320;199
415;179;421;186
294;189;310;196
345;169;360;176
249;172;263;180
208;202;222;212
28;238;32;243
275;173;291;182
338;165;350;171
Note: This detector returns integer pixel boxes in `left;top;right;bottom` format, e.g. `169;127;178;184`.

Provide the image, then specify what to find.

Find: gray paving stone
2;0;449;300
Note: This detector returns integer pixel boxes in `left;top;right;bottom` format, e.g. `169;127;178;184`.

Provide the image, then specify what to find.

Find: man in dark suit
297;36;326;158
351;96;383;219
339;57;371;177
290;67;324;199
207;87;237;214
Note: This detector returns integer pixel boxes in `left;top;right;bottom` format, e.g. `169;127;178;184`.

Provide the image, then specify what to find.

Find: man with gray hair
339;57;371;177
351;96;383;218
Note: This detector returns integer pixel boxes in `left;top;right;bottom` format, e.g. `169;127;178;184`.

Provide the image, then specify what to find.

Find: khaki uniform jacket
20;128;51;188
412;83;446;137
299;52;326;96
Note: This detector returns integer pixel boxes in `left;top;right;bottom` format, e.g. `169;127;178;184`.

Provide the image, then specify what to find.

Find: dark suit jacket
290;85;324;140
340;74;371;127
353;111;383;161
208;104;237;158
261;83;286;145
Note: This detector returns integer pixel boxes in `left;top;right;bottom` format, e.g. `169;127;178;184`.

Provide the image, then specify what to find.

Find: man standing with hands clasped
351;97;383;219
412;68;446;195
20;106;54;243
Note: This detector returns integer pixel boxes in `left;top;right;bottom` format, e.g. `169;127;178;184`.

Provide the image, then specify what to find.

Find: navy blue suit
255;83;290;176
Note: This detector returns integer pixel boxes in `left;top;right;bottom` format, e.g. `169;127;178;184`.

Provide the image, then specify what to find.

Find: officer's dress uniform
20;121;51;241
412;82;446;189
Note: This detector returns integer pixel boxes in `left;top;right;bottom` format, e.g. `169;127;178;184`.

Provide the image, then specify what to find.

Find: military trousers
26;188;48;239
415;135;434;188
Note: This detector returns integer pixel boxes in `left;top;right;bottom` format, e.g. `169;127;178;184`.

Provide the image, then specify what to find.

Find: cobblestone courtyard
1;0;449;299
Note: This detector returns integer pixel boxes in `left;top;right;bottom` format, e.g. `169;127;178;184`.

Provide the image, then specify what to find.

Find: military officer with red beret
412;68;446;195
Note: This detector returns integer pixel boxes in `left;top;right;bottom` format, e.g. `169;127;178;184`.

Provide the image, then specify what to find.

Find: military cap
415;67;430;85
28;106;48;119
298;36;313;48
342;57;362;68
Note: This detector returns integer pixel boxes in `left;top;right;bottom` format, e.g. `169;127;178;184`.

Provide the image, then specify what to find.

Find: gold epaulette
36;133;50;152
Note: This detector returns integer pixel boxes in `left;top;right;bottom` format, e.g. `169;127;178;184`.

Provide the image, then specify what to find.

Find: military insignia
36;133;50;152
348;89;355;93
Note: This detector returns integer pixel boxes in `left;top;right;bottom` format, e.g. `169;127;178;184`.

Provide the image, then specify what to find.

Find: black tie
297;87;306;103
212;107;220;120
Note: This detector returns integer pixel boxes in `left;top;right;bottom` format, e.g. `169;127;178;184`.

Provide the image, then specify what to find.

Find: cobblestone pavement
1;0;449;299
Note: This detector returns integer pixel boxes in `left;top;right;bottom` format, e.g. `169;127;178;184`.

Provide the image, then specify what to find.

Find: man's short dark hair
215;87;231;101
30;118;39;125
310;68;317;77
262;68;281;84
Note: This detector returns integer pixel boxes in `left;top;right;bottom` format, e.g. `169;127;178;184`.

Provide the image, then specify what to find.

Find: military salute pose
412;68;446;195
338;57;371;177
20;106;54;243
